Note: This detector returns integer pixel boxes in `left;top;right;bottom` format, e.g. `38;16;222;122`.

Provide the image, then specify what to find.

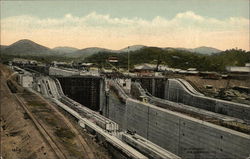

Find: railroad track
29;88;96;159
2;67;97;159
13;94;67;159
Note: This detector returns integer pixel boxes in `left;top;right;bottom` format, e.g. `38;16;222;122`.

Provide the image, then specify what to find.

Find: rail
13;66;149;159
14;94;67;159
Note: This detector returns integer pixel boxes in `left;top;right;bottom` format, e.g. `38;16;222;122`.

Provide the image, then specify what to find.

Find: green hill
84;47;250;72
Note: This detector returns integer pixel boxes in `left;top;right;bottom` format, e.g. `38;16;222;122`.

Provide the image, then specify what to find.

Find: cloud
1;11;249;50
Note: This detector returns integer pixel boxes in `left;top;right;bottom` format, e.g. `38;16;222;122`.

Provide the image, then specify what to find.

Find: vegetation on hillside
0;54;74;64
84;48;250;72
1;46;249;72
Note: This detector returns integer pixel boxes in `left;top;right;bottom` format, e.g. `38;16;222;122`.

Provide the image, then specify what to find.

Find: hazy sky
1;0;249;50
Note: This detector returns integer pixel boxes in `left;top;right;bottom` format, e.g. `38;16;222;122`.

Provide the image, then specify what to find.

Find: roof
226;66;250;73
81;63;93;66
134;64;155;70
187;68;197;71
245;63;250;67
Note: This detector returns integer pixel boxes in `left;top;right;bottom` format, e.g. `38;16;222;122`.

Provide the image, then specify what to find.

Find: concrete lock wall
164;79;250;122
57;77;101;111
49;67;80;76
106;93;250;159
107;93;128;130
131;77;167;99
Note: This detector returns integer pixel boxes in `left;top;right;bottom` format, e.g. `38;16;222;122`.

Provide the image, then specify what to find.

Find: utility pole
156;55;161;72
127;46;130;73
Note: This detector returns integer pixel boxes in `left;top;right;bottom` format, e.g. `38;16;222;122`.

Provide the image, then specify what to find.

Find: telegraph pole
127;46;130;73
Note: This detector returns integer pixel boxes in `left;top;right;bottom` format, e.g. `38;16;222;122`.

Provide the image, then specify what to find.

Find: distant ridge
118;45;146;52
1;39;51;56
52;46;79;54
66;47;115;58
177;46;222;54
67;45;146;58
0;45;8;50
1;39;224;58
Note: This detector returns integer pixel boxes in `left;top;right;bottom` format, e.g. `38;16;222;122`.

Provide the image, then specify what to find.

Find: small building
134;64;155;71
187;71;199;75
108;56;119;63
134;64;155;76
178;70;188;74
17;74;33;87
28;60;38;65
51;61;72;67
73;62;94;71
13;58;29;65
157;65;169;72
245;63;250;67
225;63;250;80
186;68;199;75
12;58;37;65
187;68;197;71
117;78;131;93
81;63;93;67
226;66;250;73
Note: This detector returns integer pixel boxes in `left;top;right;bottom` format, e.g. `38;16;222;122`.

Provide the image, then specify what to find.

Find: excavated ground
184;75;250;105
0;64;111;159
165;74;250;105
0;65;57;159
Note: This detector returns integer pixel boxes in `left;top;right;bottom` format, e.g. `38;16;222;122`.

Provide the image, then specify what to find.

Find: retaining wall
165;79;250;122
106;93;250;159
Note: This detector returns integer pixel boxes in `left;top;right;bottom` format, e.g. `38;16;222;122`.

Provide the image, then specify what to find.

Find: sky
1;0;249;50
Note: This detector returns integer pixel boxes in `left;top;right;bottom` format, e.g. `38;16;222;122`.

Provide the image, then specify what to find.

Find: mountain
1;40;145;59
1;39;223;60
0;45;8;50
1;39;52;56
85;46;250;72
52;46;79;54
177;46;222;54
118;45;146;52
65;45;146;58
190;46;222;54
1;45;8;53
66;47;115;58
